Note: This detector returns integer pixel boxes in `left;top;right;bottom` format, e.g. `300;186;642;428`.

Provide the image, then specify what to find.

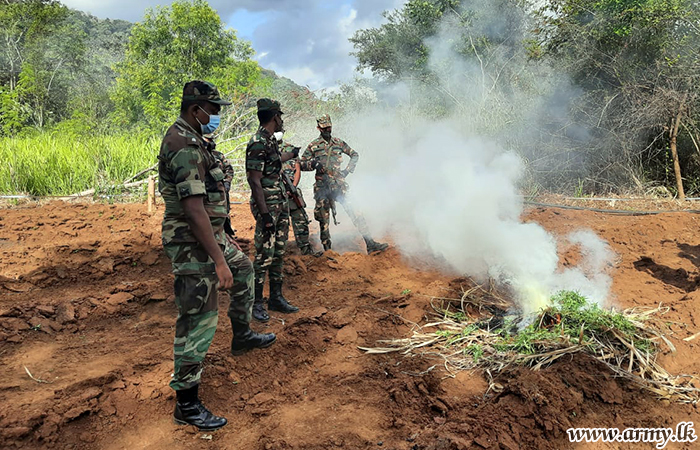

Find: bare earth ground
1;198;699;450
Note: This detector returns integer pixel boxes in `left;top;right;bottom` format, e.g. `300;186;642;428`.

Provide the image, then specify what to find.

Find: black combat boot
364;237;389;253
252;282;269;322
173;385;227;431
268;280;299;313
323;241;332;251
230;320;276;356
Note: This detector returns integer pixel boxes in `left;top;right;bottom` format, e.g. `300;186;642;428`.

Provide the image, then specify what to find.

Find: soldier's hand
215;262;234;290
292;146;301;158
262;213;275;238
310;159;322;171
226;233;243;252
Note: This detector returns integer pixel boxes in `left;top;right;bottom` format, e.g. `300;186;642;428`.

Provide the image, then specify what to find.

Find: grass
0;132;159;196
362;289;700;403
489;291;652;355
0;131;249;196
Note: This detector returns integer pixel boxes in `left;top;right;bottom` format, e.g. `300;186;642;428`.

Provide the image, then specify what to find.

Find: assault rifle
316;167;341;226
280;170;310;224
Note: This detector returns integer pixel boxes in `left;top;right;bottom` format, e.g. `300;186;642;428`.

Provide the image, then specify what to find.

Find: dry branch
362;284;699;404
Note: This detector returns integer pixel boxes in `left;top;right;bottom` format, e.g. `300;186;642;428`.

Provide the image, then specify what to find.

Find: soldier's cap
317;114;332;127
257;98;283;114
182;80;232;106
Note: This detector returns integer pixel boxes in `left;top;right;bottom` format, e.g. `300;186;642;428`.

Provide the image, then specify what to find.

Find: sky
60;0;406;90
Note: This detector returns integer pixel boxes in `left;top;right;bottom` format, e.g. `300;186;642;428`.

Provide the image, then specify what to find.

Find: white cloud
60;0;406;89
271;65;317;88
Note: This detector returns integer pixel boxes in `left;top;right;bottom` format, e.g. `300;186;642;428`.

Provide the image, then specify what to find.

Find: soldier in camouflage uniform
246;98;301;322
300;114;388;253
158;81;275;431
280;141;322;256
207;138;238;237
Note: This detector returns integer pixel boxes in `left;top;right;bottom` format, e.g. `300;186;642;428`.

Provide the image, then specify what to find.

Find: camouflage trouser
314;184;370;249
251;202;290;288
164;239;254;391
288;189;311;251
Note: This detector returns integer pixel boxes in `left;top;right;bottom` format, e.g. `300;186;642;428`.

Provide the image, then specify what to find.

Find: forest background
2;0;700;199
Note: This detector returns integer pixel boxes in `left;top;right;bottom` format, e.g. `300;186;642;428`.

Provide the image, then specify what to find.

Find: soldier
158;81;275;431
206;138;238;238
246;98;301;322
280;141;322;256
300;114;388;253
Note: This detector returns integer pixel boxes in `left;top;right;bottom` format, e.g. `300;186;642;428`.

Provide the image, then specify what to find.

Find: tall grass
0;133;161;196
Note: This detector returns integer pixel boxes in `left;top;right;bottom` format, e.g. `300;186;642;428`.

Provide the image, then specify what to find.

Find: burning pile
362;287;699;403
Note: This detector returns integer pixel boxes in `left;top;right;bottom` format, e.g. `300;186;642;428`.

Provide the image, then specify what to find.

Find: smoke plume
307;4;617;313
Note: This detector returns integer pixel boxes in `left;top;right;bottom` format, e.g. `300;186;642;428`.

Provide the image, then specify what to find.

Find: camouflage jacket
211;149;233;192
158;117;228;246
300;135;358;181
245;126;285;205
280;142;299;181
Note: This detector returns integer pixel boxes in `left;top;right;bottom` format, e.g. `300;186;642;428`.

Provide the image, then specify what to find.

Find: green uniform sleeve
341;140;359;174
299;144;315;171
221;154;234;187
246;141;266;172
168;147;207;200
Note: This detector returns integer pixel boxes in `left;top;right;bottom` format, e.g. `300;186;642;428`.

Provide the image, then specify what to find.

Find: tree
350;0;460;81
0;0;85;131
111;0;265;130
536;0;700;194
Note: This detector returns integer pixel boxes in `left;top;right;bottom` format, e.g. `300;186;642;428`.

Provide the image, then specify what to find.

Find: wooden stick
683;331;700;342
147;175;155;213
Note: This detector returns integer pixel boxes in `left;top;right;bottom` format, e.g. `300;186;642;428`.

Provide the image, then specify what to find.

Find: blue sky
61;0;405;90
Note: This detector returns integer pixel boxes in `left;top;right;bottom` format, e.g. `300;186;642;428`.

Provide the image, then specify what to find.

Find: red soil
0;200;698;449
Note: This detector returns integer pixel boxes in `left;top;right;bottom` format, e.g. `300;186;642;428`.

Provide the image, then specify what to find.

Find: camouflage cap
182;80;232;106
257;98;283;114
317;114;332;127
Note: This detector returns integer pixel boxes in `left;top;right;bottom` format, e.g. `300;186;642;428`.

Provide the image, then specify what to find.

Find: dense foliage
350;0;700;195
0;0;285;195
3;0;700;195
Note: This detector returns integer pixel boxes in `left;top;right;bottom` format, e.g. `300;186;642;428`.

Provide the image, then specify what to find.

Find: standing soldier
300;114;388;253
159;81;275;431
280;140;322;256
206;138;237;239
246;98;301;322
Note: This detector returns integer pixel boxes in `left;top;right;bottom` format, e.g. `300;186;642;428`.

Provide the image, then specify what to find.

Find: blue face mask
197;107;220;135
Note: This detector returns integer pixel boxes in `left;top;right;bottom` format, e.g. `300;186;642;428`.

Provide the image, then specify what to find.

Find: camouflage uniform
209;141;238;236
211;147;233;198
246;126;289;289
159;117;254;392
280;143;313;254
299;115;374;250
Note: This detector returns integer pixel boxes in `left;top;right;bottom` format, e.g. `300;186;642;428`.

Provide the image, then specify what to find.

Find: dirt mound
1;201;699;449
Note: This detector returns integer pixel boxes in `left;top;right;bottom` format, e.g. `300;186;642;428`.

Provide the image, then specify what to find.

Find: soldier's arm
169;147;232;289
221;153;234;192
298;144;316;171
247;170;268;214
341;140;359;174
246;141;269;214
182;197;232;289
293;160;301;186
280;148;298;163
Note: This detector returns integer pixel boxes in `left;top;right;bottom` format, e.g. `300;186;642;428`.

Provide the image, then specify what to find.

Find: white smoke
319;4;616;313
342;116;612;313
